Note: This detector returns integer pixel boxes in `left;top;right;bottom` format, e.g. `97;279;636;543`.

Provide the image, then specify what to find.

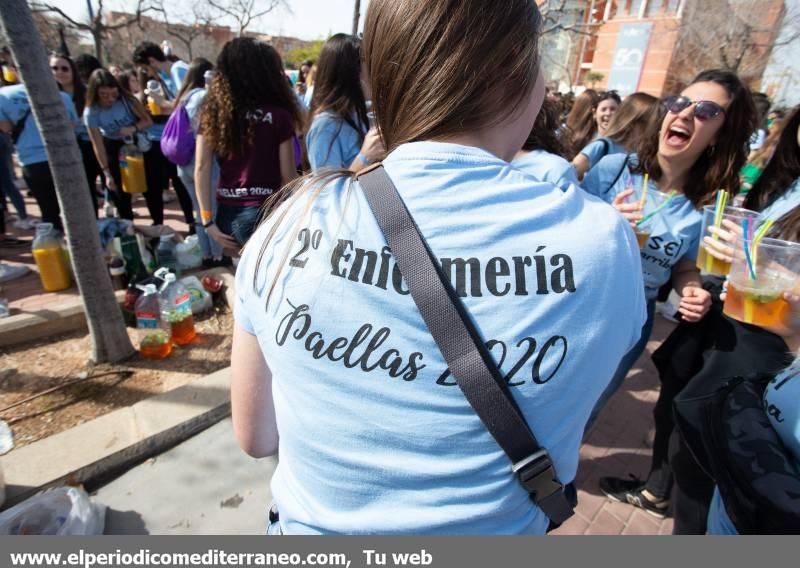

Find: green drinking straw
636;191;677;227
705;189;729;272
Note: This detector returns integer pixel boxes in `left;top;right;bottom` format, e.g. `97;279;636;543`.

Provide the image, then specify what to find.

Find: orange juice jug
146;80;163;116
32;223;71;292
119;142;147;194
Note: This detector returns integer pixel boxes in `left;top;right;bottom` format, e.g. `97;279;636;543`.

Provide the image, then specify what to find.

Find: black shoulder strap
598;137;610;158
356;164;574;526
606;154;630;195
11;108;31;144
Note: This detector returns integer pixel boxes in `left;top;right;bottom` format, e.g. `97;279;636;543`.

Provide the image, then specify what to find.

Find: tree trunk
92;28;104;66
352;0;361;37
0;0;136;363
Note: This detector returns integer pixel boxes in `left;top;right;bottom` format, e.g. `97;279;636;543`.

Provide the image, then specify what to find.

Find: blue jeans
216;203;262;247
587;299;656;430
177;163;224;259
0;132;28;219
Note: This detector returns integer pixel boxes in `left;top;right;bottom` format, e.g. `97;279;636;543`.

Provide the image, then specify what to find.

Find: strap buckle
512;449;564;502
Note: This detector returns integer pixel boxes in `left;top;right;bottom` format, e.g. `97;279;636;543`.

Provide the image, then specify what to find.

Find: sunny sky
52;0;370;40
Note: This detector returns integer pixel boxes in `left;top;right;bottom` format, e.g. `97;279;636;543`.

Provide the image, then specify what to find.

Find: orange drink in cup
696;205;760;277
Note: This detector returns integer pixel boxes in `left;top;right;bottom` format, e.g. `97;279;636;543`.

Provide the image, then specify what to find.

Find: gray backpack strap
356;164;574;526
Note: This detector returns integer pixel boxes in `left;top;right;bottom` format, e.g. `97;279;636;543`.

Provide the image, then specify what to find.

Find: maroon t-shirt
217;105;294;207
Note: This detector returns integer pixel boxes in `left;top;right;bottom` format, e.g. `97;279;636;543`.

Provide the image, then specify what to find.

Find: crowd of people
1;0;799;535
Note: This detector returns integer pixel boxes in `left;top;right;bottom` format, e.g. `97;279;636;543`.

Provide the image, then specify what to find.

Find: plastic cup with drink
696;190;761;277
628;175;676;250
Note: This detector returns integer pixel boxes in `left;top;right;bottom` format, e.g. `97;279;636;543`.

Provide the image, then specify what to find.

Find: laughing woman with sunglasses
581;70;756;429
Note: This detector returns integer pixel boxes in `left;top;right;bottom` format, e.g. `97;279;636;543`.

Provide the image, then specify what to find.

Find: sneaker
0;262;30;283
598;476;669;519
12;217;38;230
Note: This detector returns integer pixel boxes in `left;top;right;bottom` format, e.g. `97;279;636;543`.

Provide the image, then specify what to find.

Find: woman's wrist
200;209;213;225
357;152;371;165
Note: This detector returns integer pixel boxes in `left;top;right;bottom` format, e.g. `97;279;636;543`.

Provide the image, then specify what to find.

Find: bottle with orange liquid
145;80;164;116
31;223;71;292
119;140;147;194
135;284;172;360
156;268;196;345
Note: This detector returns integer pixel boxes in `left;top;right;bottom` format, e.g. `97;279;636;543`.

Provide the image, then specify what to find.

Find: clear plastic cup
696;205;761;277
628;184;672;251
724;237;800;329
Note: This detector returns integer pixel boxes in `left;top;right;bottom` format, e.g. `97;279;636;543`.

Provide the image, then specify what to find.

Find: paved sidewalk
96;316;677;535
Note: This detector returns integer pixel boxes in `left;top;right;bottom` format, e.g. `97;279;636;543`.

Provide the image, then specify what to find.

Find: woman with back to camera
50;52;101;215
195;38;301;250
230;0;648;535
84;69;153;221
581;70;756;429
305;33;383;171
572;92;657;179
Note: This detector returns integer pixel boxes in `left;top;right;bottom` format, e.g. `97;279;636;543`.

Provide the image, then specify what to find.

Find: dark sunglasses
662;96;725;121
51;65;70;72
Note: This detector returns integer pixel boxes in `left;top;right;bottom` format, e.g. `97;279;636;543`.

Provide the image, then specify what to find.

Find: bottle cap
137;283;158;295
147;80;160;92
35;222;53;235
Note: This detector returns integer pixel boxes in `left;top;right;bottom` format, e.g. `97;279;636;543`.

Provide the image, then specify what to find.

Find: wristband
202;220;215;229
200;210;213;224
357;152;371;165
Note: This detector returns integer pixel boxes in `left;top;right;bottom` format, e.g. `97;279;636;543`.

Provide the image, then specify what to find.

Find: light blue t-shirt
234;141;647;535
583;154;703;300
306;111;365;171
0;85;78;166
512;150;580;192
177;88;219;180
579;137;627;170
84;98;138;141
707;365;800;535
170;61;189;92
760;177;800;223
145;70;179;142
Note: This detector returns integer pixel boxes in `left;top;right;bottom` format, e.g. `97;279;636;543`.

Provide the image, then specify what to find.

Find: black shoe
202;256;233;269
599;476;670;519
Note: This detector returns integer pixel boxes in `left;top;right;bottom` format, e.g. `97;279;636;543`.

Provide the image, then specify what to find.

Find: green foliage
285;40;325;69
585;71;605;87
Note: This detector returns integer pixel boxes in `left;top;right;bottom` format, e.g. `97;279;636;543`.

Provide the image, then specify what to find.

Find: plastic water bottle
204;70;215;87
146;80;164;116
155;234;179;276
135;283;172;360
156;268;196;345
32;223;71;292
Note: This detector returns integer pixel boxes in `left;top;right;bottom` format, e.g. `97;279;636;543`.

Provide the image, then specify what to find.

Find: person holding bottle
84;69;153;221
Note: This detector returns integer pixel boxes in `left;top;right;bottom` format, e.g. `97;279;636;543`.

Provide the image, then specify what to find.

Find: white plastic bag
179;275;212;315
0;486;106;535
176;235;203;270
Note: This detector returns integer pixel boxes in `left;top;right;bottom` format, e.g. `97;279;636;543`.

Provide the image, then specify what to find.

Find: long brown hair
253;0;544;296
85;68;143;113
633;69;756;208
604;92;658;150
175;57;213;106
745;105;800;241
565;89;599;158
200;38;302;159
522;98;568;157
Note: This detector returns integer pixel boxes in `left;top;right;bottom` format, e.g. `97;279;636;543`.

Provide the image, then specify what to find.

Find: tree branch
29;3;91;30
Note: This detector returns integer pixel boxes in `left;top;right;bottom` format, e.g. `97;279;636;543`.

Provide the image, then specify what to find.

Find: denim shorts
216;203;262;246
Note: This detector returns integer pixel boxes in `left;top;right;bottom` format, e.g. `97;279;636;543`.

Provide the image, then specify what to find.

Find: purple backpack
160;103;195;166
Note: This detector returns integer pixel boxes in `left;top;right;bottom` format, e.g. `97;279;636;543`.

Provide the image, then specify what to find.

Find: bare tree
352;0;360;37
29;0;158;65
1;0;136;363
206;0;284;36
153;2;214;59
673;0;800;82
538;0;592;36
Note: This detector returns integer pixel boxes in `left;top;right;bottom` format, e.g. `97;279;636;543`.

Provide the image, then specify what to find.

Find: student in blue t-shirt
305;34;383;171
84;69;153;221
132;41;196;228
230;0;647;535
513;97;578;190
582;70;757;431
0;84;79;232
572;92;657;180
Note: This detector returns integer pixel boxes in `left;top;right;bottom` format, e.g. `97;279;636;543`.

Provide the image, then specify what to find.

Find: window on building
646;0;665;16
631;0;646;17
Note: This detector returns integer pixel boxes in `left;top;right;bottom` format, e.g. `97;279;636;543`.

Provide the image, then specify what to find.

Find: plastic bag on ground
176;235;203;270
0;486;106;535
179;275;212;315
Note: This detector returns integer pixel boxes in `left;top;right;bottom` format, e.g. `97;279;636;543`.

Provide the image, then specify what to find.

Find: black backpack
673;374;800;534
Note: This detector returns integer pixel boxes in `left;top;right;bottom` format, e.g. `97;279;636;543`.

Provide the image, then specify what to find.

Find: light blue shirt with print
306;111;364;171
0;85;78;166
760;177;800;223
512;150;580;191
583;153;703;300
579;137;627;170
707;365;800;535
170;61;188;92
84;98;138;141
234;141;647;535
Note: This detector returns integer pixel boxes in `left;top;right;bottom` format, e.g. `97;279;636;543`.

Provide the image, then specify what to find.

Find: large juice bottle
31;223;71;292
135;284;172;359
119;142;147;194
146;80;163;116
156;268;196;345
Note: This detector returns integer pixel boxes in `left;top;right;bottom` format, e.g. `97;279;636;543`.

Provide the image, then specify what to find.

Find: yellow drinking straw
750;219;774;269
638;173;650;210
705;189;729;273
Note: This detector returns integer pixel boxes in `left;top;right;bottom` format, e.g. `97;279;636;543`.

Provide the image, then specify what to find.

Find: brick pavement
3;181;680;535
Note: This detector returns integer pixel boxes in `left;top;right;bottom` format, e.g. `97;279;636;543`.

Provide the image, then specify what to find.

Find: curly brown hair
200;38;302;159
